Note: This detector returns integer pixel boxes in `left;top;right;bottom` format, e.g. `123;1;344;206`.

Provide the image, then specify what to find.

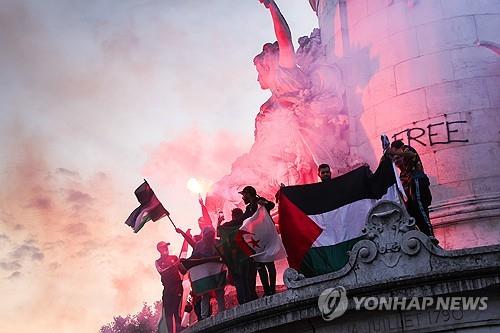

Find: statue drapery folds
207;0;355;212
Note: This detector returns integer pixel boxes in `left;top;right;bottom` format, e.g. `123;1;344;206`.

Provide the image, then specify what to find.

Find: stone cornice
184;201;500;333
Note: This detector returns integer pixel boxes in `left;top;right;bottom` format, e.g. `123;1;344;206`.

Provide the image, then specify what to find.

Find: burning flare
186;178;211;197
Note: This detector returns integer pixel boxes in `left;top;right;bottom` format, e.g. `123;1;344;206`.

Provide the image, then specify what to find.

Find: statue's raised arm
259;0;296;68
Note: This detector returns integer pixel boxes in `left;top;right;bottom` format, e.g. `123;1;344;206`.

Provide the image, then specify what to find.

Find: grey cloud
7;271;21;280
62;222;90;237
0;261;21;271
9;244;44;262
66;189;93;205
43;240;65;250
14;224;25;231
49;262;61;270
27;196;52;210
56;168;79;177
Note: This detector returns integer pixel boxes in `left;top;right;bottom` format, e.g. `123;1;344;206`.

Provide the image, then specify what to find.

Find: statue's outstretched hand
259;0;272;9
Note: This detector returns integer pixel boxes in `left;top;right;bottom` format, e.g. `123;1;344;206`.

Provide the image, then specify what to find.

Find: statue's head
253;42;279;90
297;28;322;69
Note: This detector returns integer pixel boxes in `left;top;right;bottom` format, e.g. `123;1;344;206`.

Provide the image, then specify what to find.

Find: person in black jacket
387;140;438;244
216;208;251;304
155;242;182;333
238;186;277;296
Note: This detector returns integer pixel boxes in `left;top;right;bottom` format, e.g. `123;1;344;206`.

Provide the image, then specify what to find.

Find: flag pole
166;214;178;230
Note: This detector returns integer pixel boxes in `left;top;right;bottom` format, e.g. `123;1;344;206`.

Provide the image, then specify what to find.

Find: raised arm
175;228;197;248
260;0;296;68
199;196;213;226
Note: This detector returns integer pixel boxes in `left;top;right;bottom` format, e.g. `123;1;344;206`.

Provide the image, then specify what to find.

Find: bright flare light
187;178;203;195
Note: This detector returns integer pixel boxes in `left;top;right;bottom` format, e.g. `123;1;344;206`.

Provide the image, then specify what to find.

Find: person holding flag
216;207;256;304
386;140;438;243
175;196;215;249
190;226;226;319
238;186;284;297
278;142;401;277
155;241;182;333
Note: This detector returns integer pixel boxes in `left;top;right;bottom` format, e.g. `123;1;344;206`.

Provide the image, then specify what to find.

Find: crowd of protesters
155;140;437;332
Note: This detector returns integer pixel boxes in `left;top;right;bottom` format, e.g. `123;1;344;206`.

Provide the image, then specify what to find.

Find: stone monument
310;0;500;249
187;1;500;331
184;201;500;332
208;0;357;214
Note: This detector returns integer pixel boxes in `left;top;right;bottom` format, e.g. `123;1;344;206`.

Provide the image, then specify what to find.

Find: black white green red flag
278;158;399;277
124;180;169;233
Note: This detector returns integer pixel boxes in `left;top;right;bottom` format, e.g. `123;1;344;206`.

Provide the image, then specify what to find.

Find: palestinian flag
124;180;169;233
188;262;227;296
278;157;399;277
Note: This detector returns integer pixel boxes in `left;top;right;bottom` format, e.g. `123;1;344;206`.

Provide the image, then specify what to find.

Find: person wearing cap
386;140;437;243
239;185;275;220
238;185;277;297
155;241;182;333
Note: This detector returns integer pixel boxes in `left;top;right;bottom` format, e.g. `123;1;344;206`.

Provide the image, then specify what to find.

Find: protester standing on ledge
317;163;332;182
387;140;438;244
191;226;226;319
217;207;255;304
239;186;277;296
155;241;182;333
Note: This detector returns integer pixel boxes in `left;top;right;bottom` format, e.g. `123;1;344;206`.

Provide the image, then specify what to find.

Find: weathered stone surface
434;142;500;183
416;16;477;56
451;46;500;80
372;28;420;71
441;0;500;17
425;78;491;117
362;66;397;107
475;14;500;42
485;76;500;107
373;88;428;132
465;108;500;144
395;51;454;94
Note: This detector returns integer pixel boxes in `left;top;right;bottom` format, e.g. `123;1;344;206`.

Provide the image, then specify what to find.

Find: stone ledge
183;201;500;333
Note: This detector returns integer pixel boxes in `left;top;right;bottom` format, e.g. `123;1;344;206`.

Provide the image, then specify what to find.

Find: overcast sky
0;1;317;332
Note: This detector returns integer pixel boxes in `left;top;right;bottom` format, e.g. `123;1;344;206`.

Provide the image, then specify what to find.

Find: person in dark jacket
191;226;226;319
387;140;438;243
217;208;256;304
155;242;182;333
238;186;277;296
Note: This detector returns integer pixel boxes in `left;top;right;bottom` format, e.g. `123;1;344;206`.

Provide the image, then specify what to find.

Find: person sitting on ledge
387;140;438;244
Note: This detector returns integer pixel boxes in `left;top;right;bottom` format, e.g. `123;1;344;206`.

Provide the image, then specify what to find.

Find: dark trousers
232;273;246;305
194;297;201;321
162;290;181;333
256;262;276;295
407;173;434;237
239;258;258;303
